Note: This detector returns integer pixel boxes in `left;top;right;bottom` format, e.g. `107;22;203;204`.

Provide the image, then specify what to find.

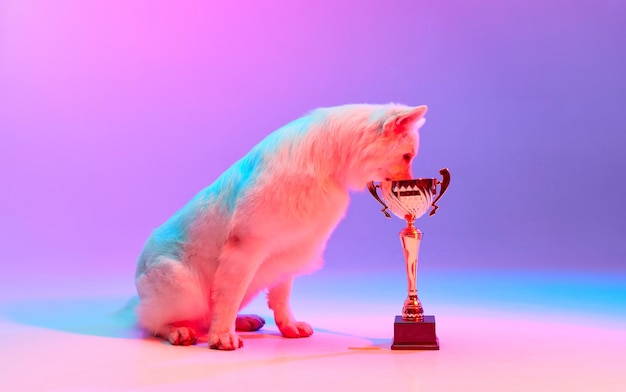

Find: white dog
135;103;427;350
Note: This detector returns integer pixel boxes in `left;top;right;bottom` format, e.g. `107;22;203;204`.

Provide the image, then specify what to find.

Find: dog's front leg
209;239;265;350
268;278;314;338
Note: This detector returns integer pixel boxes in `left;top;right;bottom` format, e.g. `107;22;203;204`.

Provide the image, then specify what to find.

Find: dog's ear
384;105;428;135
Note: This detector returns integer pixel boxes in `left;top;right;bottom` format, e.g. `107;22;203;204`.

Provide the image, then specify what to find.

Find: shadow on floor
0;297;393;348
0;296;142;339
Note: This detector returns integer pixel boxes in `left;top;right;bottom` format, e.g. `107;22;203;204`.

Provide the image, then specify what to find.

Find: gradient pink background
2;4;625;390
1;0;625;288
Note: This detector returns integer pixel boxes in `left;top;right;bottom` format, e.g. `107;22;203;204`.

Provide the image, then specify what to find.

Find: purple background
1;0;625;288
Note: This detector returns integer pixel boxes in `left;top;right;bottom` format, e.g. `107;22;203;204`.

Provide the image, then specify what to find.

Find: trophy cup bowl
367;168;450;350
369;168;450;221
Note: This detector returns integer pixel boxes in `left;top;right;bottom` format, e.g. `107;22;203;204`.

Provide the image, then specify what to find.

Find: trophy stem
400;215;424;322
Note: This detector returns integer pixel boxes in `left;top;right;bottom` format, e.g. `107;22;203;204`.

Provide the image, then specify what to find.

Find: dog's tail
110;296;141;337
113;296;138;318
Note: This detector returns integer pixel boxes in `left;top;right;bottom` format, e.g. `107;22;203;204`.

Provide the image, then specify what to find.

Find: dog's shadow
0;296;143;339
0;296;392;350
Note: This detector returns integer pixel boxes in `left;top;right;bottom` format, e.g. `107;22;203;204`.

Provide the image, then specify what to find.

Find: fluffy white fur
135;103;427;350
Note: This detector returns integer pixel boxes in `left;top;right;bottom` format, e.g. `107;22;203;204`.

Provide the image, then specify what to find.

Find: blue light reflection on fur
202;115;310;215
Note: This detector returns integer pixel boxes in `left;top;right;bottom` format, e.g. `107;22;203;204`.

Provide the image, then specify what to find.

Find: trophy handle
429;168;451;216
367;181;392;218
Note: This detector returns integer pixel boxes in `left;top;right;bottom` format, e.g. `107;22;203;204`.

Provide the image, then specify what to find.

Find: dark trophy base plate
391;315;440;350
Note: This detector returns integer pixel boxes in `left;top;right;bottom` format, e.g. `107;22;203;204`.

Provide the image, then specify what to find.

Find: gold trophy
367;168;450;350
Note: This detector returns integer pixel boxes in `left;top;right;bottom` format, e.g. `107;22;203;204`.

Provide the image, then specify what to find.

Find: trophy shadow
311;327;421;354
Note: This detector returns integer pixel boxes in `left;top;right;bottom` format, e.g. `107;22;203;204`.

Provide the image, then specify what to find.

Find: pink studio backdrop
1;0;625;289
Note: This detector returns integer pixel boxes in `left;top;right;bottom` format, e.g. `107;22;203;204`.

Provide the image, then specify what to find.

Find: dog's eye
403;154;412;162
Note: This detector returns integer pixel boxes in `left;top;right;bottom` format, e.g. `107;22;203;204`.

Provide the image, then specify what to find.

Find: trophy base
391;315;440;350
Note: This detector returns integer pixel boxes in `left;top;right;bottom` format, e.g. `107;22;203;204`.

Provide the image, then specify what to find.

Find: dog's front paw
208;330;243;350
278;321;314;338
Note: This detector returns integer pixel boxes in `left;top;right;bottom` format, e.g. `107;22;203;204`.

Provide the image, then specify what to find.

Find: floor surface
1;270;624;391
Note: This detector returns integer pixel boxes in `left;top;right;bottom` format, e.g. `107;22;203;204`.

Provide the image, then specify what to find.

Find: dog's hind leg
235;314;265;331
136;257;208;345
152;323;199;346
